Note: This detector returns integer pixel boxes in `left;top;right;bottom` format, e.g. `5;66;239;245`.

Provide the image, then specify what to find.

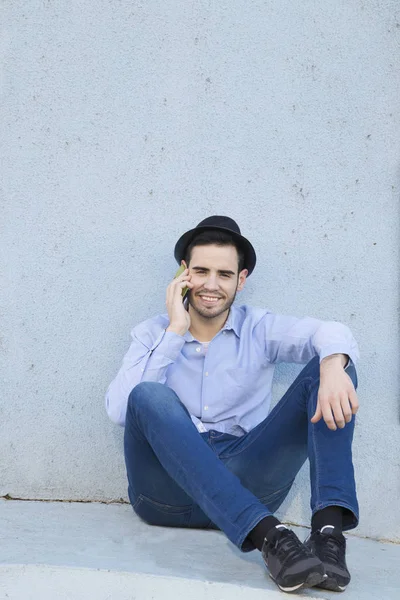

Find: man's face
186;244;248;319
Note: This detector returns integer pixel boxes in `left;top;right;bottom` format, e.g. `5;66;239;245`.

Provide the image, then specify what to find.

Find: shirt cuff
319;344;357;365
150;330;186;362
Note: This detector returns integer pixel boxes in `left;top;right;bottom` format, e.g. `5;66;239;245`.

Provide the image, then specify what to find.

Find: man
105;216;359;594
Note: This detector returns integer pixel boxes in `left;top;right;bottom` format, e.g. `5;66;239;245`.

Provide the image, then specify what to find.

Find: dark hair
184;230;245;274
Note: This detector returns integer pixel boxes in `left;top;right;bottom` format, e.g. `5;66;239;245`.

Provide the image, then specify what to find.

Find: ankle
312;506;343;533
249;515;282;551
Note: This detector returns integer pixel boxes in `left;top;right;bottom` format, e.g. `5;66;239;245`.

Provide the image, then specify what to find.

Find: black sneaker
261;526;326;593
304;526;350;592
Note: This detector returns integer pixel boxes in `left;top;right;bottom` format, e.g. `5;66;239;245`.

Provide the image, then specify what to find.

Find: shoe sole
270;571;327;593
316;576;347;592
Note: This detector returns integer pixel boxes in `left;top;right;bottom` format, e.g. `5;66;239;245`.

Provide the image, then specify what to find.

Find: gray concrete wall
1;1;399;541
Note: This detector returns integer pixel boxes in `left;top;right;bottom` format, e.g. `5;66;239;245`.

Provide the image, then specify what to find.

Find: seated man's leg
218;356;358;591
124;390;205;529
125;379;328;593
124;381;270;550
221;356;358;529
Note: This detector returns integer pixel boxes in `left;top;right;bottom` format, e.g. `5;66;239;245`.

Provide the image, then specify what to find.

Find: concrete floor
0;499;399;599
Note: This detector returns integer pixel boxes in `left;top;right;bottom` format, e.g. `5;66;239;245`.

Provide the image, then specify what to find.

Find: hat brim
174;225;256;276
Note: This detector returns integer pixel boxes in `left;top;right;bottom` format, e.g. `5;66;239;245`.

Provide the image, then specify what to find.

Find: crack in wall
1;494;127;505
1;495;399;545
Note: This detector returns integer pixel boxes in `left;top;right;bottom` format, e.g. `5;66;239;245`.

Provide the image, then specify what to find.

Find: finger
176;279;193;288
321;401;337;431
166;280;194;309
168;273;189;295
348;389;359;414
173;280;194;297
167;275;188;303
171;268;188;281
341;396;353;423
310;401;322;423
176;275;192;288
331;399;346;429
174;269;189;282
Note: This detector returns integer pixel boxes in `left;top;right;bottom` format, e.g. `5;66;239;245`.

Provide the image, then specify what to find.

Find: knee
127;381;182;418
128;381;164;413
129;381;163;401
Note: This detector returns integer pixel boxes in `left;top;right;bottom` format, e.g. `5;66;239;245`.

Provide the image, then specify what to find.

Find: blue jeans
124;357;358;552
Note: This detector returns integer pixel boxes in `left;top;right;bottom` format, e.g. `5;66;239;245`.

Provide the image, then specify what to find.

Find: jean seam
205;518;215;528
258;481;293;505
142;419;253;542
307;374;321;510
134;493;193;514
134;495;193;527
235;509;272;550
312;500;358;516
312;501;359;530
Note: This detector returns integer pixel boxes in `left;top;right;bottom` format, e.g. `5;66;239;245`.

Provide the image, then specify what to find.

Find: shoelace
315;532;346;565
272;531;314;566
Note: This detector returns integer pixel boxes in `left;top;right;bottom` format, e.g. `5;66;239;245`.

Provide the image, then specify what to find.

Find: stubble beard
187;289;237;320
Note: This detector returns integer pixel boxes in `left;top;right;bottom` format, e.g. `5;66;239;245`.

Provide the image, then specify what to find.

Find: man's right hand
166;266;194;336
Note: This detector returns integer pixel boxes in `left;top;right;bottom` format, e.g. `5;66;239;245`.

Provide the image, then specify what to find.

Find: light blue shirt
105;304;359;435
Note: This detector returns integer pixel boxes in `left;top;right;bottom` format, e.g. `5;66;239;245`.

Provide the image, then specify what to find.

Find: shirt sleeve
105;328;185;426
263;313;360;366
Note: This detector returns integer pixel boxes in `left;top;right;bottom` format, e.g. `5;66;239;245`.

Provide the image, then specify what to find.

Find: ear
237;269;248;291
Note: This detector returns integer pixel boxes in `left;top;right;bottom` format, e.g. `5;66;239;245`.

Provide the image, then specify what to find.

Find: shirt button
141;368;144;372
205;372;209;376
204;406;209;410
196;347;201;352
223;331;226;335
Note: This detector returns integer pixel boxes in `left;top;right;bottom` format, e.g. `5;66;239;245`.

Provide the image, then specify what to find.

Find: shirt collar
183;304;241;341
222;304;241;338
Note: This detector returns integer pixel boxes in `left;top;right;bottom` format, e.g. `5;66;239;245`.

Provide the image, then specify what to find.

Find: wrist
320;353;348;370
166;325;187;337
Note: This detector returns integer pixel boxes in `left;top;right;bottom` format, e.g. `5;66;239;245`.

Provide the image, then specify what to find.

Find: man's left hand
311;354;359;431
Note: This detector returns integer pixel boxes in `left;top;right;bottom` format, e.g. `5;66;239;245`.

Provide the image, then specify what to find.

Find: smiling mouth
199;295;222;304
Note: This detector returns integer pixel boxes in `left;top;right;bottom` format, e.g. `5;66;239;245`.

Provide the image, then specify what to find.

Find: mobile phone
174;264;189;298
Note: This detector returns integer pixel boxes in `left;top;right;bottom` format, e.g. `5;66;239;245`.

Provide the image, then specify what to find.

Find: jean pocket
133;494;193;527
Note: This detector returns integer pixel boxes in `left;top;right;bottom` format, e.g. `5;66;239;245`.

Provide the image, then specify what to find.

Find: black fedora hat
174;216;256;276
